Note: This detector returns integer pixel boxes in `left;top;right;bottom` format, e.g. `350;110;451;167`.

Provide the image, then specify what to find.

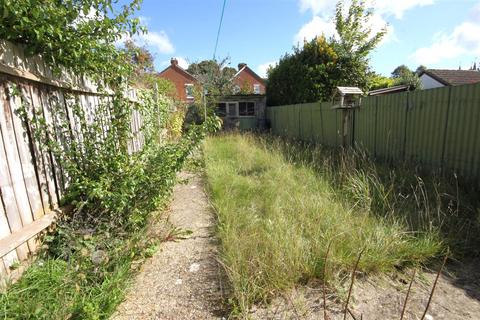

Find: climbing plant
0;0;143;84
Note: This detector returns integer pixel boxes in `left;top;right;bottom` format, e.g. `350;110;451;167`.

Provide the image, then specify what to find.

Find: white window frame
185;83;194;99
253;83;261;94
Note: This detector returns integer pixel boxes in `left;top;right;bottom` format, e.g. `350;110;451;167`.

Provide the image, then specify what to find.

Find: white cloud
257;61;277;78
295;0;432;46
294;13;393;46
140;31;175;54
175;57;189;69
367;0;435;19
294;16;337;44
117;30;175;55
410;4;480;65
299;0;434;19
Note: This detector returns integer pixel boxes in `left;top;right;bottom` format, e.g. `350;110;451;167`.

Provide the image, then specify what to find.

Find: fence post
440;86;453;172
374;96;378;157
351;108;356;148
402;91;410;161
298;105;301;139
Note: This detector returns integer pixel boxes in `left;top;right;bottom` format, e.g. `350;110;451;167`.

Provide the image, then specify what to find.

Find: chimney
238;63;247;71
171;58;178;66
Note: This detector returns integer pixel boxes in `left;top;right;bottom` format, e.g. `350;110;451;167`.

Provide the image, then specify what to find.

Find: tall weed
203;133;479;314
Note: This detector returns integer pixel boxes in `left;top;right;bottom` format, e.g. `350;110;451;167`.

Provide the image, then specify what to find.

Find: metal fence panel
443;83;480;178
354;96;377;154
265;82;480;184
374;92;407;161
405;86;450;167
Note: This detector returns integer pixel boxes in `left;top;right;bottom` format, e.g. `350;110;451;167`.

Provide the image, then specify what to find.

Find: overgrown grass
203;133;479;313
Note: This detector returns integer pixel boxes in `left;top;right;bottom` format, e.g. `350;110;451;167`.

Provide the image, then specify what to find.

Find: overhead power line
213;0;227;60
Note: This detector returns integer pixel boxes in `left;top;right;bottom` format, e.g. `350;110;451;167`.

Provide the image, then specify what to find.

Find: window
185;83;194;99
253;83;261;94
238;102;255;116
227;102;237;117
216;102;227;117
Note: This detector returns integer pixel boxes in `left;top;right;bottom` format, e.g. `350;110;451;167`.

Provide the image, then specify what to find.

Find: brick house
158;58;198;103
232;63;266;94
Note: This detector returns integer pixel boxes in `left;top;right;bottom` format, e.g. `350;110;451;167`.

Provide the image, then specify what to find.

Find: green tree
267;0;386;105
415;65;427;75
124;39;155;74
394;72;422;90
267;36;339;105
187;59;236;96
120;40;176;95
368;73;395;90
391;65;413;78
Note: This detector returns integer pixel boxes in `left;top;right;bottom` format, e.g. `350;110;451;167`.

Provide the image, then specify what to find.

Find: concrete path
112;172;227;320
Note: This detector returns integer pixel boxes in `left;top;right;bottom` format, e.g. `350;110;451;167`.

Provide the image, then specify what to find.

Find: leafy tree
368;73;395;90
267;0;385;105
394;72;422;90
333;0;386;58
120;40;176;95
0;0;143;85
391;65;413;78
415;65;427;75
123;39;155;74
187;59;236;96
267;36;339;105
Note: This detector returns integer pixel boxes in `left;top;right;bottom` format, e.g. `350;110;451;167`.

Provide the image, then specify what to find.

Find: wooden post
342;108;349;148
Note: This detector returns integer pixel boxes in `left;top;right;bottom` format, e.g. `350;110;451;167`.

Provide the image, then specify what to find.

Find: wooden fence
266;83;480;185
0;40;144;282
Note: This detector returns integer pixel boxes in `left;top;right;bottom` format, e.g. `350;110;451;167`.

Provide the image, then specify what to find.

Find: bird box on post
331;87;363;148
331;86;363;109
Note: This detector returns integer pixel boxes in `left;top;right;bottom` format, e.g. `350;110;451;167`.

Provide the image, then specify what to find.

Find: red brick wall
158;66;197;102
233;67;266;94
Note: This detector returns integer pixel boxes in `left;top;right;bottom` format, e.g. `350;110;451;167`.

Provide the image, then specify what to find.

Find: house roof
368;84;409;96
419;69;480;86
232;64;266;85
158;63;198;82
336;86;363;95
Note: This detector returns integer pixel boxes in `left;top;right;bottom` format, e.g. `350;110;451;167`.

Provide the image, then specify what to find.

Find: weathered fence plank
0;40;146;282
8;84;45;221
0;83;36;253
0;97;30;260
0;194;19;270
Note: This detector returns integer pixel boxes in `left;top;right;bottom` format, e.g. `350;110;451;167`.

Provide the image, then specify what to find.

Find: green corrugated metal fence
266;82;480;182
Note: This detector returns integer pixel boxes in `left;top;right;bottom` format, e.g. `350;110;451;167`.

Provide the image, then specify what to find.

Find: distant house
232;63;266;94
158;58;198;103
418;69;480;90
215;94;267;130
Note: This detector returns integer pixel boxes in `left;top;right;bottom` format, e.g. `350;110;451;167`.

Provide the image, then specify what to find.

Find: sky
122;0;480;77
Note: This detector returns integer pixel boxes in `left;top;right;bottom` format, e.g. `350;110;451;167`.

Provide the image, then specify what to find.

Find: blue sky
124;0;480;77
